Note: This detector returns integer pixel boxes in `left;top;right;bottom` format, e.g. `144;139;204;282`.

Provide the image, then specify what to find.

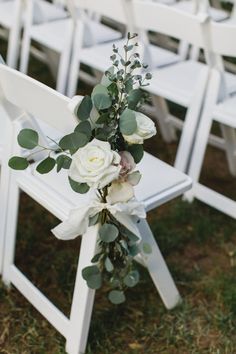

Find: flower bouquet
9;33;157;304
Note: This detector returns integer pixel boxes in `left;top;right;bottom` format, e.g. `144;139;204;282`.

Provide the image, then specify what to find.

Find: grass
0;38;236;353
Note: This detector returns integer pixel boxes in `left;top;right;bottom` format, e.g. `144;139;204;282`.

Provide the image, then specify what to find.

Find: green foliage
124;270;139;288
128;144;144;163
127;89;143;110
56;155;72;172
59;132;88;154
68;177;89;194
108;290;126;304
36;157;56;174
99;223;119;243
93;94;112;111
8;156;29;170
119;108;137;135
74;121;92;140
17;129;39;149
76;95;92;121
82;265;102;289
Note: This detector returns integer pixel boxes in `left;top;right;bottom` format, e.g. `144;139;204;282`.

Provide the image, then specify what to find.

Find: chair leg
67;25;84;98
184;70;221;201
151;95;177;143
137;219;181;310
56;22;74;94
65;225;99;354
220;124;236;176
2;175;20;286
175;68;209;173
6;0;23;68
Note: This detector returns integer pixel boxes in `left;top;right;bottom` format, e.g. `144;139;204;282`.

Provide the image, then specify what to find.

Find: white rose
69;139;121;189
123;112;156;144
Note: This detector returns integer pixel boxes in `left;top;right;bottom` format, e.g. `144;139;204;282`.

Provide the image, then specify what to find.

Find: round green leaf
119;108;137;135
68;177;89;194
105;257;114;272
74;121;92;140
17;129;39;149
92;84;108;98
128;89;143;110
56;155;72;172
108;290;126;304
82;265;102;289
99;223;119;243
124;270;139;288
8;156;29;170
36;157;56;174
59;132;88;154
128;144;144;163
142;242;152;254
93;93;112;111
76;95;93;121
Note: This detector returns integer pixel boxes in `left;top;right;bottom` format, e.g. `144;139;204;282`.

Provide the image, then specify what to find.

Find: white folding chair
0;0;67;69
185;20;236;218
66;0;183;98
19;0;122;94
0;64;192;353
131;0;236;173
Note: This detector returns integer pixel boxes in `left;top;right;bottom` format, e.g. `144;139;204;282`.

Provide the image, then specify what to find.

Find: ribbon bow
52;198;146;241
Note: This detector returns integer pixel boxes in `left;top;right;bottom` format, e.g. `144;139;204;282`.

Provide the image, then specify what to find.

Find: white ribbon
52;198;146;241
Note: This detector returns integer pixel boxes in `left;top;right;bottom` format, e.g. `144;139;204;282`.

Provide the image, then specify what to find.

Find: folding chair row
0;63;192;354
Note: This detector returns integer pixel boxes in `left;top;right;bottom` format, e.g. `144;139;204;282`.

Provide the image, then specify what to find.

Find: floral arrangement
9;33;157;304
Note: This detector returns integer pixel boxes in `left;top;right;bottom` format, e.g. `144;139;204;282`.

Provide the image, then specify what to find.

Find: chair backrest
0;64;79;135
209;21;236;58
132;0;209;48
70;0;130;24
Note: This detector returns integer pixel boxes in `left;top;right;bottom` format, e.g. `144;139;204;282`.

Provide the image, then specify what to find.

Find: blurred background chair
185;19;236;218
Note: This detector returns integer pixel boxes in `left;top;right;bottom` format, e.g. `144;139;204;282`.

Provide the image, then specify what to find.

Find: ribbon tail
51;206;91;240
113;212;141;241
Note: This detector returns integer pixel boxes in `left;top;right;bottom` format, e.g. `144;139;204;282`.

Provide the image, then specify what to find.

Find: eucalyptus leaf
128;89;143;110
99;223;119;243
129;244;140;257
17;129;39;149
82;265;102;289
108;290;126;304
128;144;144;163
119;108;137;135
56;155;72;172
36;157;56;174
91;84;108;98
8;156;29;170
68;177;90;194
76;95;92;121
93;93;112;111
74;121;92;140
124;270;139;288
59;132;88;154
105;257;114;272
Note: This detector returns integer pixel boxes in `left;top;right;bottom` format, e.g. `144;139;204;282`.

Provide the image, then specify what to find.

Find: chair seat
80;38;181;73
172;1;228;22
147;61;236;107
147;60;206;106
29;18;121;53
17;152;191;219
213;96;236;128
0;0;67;29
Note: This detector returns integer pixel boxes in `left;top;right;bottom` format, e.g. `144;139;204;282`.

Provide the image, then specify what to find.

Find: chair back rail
0;64;78;134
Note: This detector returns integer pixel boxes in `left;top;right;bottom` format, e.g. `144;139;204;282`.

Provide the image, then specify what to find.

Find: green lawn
0;39;236;354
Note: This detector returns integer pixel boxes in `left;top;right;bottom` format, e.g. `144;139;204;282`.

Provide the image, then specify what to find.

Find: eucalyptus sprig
9;33;155;304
